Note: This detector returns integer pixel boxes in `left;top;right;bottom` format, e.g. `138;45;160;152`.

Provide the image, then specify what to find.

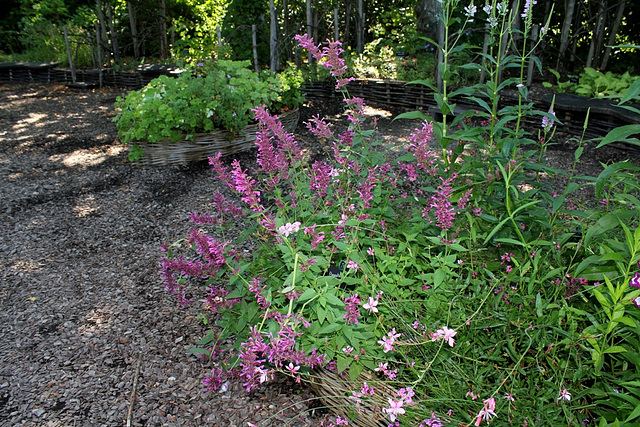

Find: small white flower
558;388;571;402
497;1;509;15
465;2;477;20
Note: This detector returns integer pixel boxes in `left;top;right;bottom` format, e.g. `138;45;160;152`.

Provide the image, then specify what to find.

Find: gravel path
0;83;344;427
1;82;638;427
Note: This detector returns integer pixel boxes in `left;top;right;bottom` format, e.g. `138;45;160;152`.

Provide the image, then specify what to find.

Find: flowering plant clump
114;59;303;161
161;2;640;425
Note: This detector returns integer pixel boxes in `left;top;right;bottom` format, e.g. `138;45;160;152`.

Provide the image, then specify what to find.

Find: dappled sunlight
78;306;115;337
48;145;125;168
11;258;45;274
73;193;100;217
14;112;48;131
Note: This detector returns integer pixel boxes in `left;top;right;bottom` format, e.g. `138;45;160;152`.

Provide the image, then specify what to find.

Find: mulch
0;82;638;427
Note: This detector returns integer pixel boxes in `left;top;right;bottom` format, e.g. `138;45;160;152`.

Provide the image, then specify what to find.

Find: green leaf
602;345;626;354
336;354;351;374
625;403;640;423
596;125;640;148
620;77;640;104
318;322;342;335
349;360;364;382
197;330;216;346
298;288;318;303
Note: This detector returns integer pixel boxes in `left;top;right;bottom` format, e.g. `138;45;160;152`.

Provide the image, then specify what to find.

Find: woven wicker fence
133;108;300;166
309;369;394;427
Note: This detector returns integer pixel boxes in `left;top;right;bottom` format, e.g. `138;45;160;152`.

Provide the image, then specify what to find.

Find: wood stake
126;352;143;427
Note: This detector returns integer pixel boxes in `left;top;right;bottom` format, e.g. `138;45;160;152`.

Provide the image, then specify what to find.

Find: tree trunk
127;1;140;59
306;0;312;63
158;0;168;61
586;0;606;69
557;0;576;70
601;0;626;70
344;0;352;47
96;0;110;63
415;0;441;43
106;0;120;65
283;0;291;61
356;0;364;53
270;0;279;71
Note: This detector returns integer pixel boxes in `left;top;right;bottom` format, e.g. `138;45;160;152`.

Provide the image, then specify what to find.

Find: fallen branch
126;351;143;427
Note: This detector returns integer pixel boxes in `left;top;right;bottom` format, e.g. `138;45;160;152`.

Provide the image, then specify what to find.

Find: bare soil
0;82;638;427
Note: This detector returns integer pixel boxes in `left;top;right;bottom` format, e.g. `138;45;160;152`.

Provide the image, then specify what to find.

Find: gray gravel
0;83;335;427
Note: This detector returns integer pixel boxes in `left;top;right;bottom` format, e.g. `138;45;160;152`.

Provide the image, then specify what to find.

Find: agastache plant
159;12;640;425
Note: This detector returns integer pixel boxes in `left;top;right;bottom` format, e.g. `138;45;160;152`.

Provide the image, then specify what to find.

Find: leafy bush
113;60;304;160
545;67;640;100
160;2;640;426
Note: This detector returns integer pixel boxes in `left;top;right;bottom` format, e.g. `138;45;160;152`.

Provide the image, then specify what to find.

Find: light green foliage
113;60;303;160
545;67;640;100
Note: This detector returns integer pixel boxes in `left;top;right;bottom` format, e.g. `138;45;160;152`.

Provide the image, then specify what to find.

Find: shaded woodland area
1;0;639;77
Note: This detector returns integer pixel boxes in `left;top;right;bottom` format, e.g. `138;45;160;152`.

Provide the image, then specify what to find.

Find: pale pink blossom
383;398;405;422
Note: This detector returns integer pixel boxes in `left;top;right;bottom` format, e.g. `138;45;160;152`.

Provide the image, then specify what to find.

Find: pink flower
286;363;300;375
367;247;375;256
362;295;380;313
558;388;571;402
346;260;360;271
378;328;401;353
383;398;405;422
474;397;496;426
374;362;397;380
278;221;301;237
431;326;457;347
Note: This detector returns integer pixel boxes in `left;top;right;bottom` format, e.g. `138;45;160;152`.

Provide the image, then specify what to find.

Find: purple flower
343;293;361;324
425;174;458;232
305;114;334;140
630;272;640;288
309;161;333;198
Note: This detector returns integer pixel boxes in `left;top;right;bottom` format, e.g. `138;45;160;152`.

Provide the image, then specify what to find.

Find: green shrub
113;60;304;161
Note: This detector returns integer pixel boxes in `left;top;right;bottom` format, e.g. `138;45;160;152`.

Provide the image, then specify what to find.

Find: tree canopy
0;0;638;74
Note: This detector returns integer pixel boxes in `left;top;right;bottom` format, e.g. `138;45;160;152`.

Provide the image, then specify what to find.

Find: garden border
1;62;637;144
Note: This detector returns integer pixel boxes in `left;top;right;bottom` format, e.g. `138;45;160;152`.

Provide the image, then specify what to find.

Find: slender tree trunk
283;0;291;61
127;1;140;59
270;0;279;71
601;0;626;70
306;0;312;63
344;0;352;48
96;0;110;63
557;0;576;70
586;0;606;68
158;0;168;60
356;0;363;53
106;0;121;65
509;0;522;53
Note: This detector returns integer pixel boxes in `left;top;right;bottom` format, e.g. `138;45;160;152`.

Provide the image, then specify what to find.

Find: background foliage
1;0;640;75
